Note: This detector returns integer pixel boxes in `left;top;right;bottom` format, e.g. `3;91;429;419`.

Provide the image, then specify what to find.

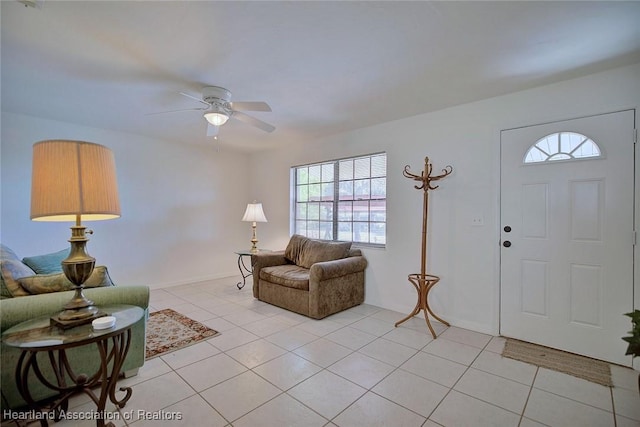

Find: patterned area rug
146;309;219;359
502;338;612;386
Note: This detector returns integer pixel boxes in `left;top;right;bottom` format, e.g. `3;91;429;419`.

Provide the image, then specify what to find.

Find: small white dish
92;316;116;330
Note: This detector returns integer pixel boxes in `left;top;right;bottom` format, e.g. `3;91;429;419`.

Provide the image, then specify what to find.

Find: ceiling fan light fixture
204;111;229;126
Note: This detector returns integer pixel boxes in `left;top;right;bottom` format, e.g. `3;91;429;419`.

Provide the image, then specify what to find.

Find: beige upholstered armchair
252;235;367;319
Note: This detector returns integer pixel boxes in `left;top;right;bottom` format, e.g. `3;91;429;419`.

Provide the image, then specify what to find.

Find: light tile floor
9;277;640;426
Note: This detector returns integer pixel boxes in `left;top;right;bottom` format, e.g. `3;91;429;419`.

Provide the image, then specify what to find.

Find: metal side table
2;304;144;427
235;249;270;289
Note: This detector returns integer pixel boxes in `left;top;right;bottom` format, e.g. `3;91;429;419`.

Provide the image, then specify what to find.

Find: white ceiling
2;1;640;152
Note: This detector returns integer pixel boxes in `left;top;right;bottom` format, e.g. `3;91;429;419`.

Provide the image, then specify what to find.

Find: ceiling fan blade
229;101;272;112
206;123;219;137
180;92;210;107
146;107;207;116
232;111;276;133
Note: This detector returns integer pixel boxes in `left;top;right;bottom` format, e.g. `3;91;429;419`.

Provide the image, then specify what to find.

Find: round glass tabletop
234;249;271;256
2;304;144;350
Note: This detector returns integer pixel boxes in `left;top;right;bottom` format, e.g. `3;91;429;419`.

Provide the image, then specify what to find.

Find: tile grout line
162;302;496;426
110;281;640;427
517;366;539;427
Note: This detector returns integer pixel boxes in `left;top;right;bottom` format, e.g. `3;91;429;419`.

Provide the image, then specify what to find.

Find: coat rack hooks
395;156;453;338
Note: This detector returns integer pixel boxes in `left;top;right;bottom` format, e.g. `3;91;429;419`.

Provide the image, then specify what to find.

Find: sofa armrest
0;285;149;331
252;251;287;297
309;256;368;282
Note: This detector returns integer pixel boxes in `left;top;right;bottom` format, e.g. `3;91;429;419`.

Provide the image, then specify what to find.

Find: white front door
500;110;635;365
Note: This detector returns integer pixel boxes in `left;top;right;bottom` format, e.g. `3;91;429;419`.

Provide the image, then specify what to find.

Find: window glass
371;154;386;177
307;203;320;220
308;165;321;183
296;203;307;220
296;185;308;202
339;160;353;181
354;157;371;179
297;167;308;185
321;183;334;201
339;181;353;200
319;202;333;221
371;178;386;198
322;163;334;182
524;132;601;164
293;153;387;245
354;179;370;198
338;201;353;221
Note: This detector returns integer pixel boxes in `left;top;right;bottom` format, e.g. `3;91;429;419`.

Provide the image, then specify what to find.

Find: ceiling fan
149;86;275;137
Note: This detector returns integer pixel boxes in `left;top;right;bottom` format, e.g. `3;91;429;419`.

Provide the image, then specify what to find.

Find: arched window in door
523;132;602;164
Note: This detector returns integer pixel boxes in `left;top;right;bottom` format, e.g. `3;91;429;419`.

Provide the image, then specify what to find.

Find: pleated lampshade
30;140;121;222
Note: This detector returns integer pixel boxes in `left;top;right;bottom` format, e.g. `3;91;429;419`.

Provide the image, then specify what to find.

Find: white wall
1;63;638;339
1;112;251;288
250;63;640;335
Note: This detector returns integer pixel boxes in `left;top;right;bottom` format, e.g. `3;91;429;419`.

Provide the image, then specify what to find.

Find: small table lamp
242;202;267;252
30;140;120;328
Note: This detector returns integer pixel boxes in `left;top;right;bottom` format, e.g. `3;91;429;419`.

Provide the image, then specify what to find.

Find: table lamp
242;202;267;252
30;140;120;328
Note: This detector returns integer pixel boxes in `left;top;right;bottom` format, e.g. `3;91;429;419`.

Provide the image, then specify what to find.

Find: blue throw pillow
22;248;69;274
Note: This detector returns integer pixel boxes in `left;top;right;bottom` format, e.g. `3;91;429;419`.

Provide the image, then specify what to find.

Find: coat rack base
395;273;450;339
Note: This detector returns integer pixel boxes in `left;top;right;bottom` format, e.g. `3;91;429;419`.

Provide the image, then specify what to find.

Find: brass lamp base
51;284;106;329
51;308;107;329
249;222;259;252
51;219;105;329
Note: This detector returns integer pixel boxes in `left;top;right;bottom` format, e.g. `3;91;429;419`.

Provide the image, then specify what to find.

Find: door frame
497;109;637;369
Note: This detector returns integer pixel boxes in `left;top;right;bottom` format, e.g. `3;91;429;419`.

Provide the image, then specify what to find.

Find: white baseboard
145;271;239;290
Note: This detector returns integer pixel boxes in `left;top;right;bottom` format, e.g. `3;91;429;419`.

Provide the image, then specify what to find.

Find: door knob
504;226;512;233
503;241;511;248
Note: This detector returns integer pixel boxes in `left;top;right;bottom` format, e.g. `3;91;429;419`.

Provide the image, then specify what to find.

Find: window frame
291;152;387;247
523;132;603;165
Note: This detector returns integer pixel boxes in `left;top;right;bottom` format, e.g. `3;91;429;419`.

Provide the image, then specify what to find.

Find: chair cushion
260;265;310;291
298;239;352;269
284;234;308;265
284;234;352;269
18;266;115;295
22;248;69;274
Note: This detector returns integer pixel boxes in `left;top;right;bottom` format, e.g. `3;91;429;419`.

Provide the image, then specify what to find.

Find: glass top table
234;249;271;290
2;304;144;427
3;304;143;350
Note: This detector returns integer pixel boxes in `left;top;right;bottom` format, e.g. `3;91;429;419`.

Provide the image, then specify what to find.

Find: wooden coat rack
395;156;453;338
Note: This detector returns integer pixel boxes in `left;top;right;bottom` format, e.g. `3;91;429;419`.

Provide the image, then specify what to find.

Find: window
524;132;601;164
293;153;386;245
